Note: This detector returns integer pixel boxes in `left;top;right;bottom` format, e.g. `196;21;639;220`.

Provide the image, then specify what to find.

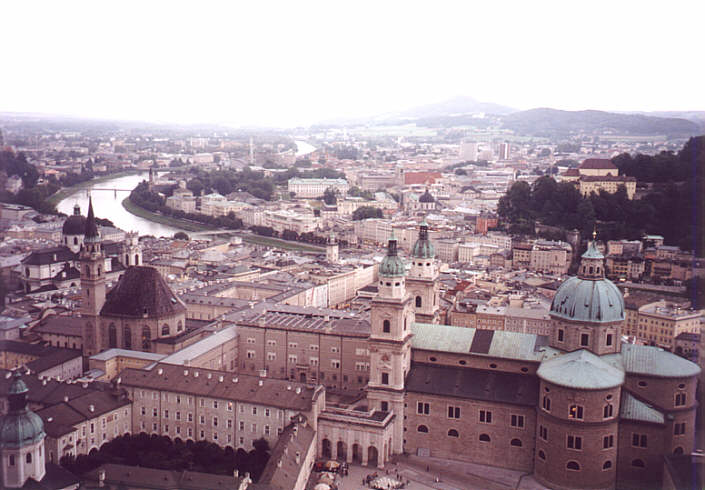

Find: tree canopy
352;206;383;220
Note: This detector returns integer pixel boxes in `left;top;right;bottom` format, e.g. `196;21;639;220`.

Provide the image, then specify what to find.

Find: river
56;172;185;237
57;141;317;237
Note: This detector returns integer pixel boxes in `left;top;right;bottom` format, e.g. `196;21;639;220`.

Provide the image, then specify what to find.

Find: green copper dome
0;372;45;449
550;276;625;323
411;220;435;259
380;234;406;277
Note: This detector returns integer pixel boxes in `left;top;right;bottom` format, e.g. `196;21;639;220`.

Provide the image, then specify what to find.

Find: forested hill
498;136;704;255
501;108;702;137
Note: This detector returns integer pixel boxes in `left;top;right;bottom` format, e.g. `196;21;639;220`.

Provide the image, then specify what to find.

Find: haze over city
2;0;705;126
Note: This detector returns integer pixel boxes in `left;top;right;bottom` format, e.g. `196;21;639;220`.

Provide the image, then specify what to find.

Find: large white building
288;178;349;199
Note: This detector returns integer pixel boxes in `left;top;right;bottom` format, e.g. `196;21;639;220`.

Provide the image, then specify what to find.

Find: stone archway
352;443;362;464
321;438;332;459
337;441;347;461
367;445;378;467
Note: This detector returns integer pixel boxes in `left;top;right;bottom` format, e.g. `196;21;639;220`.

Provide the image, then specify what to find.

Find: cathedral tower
326;232;339;264
367;233;414;454
80;197;106;356
406;220;440;323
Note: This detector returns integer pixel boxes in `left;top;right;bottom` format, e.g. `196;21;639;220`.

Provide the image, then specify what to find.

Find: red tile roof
404;171;442;185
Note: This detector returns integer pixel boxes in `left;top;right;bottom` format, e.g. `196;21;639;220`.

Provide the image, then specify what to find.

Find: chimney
89;404;95;413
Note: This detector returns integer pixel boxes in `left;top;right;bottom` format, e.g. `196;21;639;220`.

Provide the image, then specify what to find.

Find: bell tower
367;234;413;454
80;197;106;357
326;232;339;263
406;220;440;323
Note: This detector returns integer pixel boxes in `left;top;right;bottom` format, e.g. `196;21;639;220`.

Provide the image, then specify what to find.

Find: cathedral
316;227;700;490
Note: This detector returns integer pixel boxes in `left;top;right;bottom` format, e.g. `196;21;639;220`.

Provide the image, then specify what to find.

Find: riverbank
122;197;325;252
121;198;213;232
47;170;141;207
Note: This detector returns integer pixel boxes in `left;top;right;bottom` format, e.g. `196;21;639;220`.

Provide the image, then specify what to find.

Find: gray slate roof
620;391;664;425
537;349;624;390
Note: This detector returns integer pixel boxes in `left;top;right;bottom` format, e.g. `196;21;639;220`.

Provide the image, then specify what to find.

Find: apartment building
121;364;324;451
637;302;702;351
236;309;372;392
288;178;349;199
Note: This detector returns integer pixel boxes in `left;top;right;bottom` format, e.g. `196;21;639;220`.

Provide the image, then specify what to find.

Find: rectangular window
227;419;233;429
252;407;257;415
448;406;461;419
381;401;389;412
176;411;181;420
511;414;525;428
213;401;218;409
331;360;340;369
265;409;270;417
603;435;614;449
567;435;582;450
267;352;276;361
603;404;613;418
569;405;584;420
632;433;648;448
675;393;687;406
479;410;492;423
288;355;297;364
213;417;218;427
606;334;613;346
164;410;169;419
239;421;245;431
542;396;551;412
381;372;389;385
580;333;589;346
558;329;564;342
153;408;158;417
188;413;193;422
417;402;430;415
200;415;205;424
251;424;257;433
539;425;548;441
674;423;686;435
141;407;146;416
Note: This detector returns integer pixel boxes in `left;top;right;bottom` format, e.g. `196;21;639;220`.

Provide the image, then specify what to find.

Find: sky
1;1;703;127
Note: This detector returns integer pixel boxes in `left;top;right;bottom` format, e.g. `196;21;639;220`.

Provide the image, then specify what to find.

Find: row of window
416;403;524;427
541;398;615;420
536;453;648;471
556;329;614;347
415;425;521;445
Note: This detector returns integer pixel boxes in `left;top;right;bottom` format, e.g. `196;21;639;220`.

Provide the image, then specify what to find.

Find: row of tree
60;433;271;481
129;182;244;230
498;136;704;255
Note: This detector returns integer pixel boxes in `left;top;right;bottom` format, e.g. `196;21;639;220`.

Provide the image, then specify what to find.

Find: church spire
84;196;99;241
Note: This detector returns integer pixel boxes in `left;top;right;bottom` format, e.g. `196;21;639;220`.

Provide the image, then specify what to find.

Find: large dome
550;275;625;323
419;189;435;203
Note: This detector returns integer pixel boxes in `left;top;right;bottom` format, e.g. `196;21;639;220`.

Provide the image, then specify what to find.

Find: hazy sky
2;1;703;127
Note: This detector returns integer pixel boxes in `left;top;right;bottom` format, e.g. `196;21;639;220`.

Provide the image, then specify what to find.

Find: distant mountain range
320;96;704;136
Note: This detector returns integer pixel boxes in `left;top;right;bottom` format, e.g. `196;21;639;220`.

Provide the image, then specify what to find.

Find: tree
323;187;339;205
213;176;232;196
174;231;189;240
352;206;383;220
187;178;204;197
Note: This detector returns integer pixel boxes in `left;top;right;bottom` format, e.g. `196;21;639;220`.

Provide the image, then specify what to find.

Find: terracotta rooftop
404;171;441;186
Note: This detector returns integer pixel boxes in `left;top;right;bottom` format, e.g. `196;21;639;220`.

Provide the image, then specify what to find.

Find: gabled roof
21;247;76;266
406;363;538;406
100;266;186;318
404;171;441;186
537;349;624;389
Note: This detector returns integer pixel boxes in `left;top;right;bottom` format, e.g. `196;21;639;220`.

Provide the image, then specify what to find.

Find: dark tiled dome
101;266;186;318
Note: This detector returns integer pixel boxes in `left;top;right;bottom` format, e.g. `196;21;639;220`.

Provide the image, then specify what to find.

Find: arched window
479;434;490;442
135;254;140;265
73;237;78;245
417;425;428;433
674;447;684;455
631;459;645;468
603;404;613;418
415;296;422;308
510;438;522;447
566;461;580;471
161;324;170;336
447;429;459;437
97;266;101;276
383;320;390;333
123;326;132;349
603;461;612;470
538;450;546;461
142;326;151;351
108;323;117;348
